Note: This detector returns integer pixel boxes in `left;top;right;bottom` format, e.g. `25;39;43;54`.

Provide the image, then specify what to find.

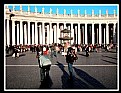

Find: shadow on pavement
19;54;26;57
101;59;117;64
39;75;53;89
77;53;87;57
55;61;91;89
6;53;26;57
6;54;12;57
73;67;106;89
102;55;117;60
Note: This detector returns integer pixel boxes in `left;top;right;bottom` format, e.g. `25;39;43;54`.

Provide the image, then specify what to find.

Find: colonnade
5;19;117;46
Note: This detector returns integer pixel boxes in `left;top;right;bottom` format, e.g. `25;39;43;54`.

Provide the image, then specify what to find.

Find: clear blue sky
7;4;118;15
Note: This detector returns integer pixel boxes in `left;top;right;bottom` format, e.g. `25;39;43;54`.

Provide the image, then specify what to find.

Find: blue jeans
68;63;74;79
40;67;45;81
40;65;51;81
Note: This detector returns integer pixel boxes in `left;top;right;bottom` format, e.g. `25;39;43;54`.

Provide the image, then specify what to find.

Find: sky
7;4;118;15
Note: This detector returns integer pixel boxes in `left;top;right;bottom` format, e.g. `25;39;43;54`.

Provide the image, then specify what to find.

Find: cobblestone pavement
5;49;118;91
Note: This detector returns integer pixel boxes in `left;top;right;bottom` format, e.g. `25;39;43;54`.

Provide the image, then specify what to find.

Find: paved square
5;49;118;91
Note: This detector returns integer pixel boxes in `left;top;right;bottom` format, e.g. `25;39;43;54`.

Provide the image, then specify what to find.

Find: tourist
66;42;78;80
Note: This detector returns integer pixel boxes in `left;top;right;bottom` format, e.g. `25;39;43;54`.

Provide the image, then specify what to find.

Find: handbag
39;55;52;67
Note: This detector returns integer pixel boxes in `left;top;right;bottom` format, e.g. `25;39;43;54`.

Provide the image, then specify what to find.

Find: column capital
113;22;116;25
106;22;109;25
42;21;45;24
98;22;102;24
56;22;59;25
11;19;16;22
34;21;38;23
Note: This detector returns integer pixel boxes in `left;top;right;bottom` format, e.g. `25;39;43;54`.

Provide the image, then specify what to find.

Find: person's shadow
55;61;90;89
55;61;74;88
73;67;106;89
39;69;53;89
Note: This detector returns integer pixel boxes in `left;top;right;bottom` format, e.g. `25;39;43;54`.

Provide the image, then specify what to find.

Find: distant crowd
5;43;117;58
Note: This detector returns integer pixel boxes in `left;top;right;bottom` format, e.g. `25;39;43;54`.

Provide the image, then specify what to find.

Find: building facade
5;5;118;46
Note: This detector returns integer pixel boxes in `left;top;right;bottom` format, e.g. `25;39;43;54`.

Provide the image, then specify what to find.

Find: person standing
65;42;77;80
85;45;89;57
36;44;43;67
39;50;51;82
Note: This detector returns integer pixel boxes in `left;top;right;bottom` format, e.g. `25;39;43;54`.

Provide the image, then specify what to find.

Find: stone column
42;22;45;45
32;23;34;45
85;23;87;44
39;24;42;44
60;25;63;44
20;21;23;45
35;21;38;45
78;23;81;44
7;19;10;46
82;26;84;44
97;28;99;44
57;23;60;44
92;23;94;45
71;23;74;45
12;20;15;45
104;28;106;46
49;22;53;44
17;24;19;45
24;23;27;45
99;23;102;45
68;25;71;44
106;23;109;44
113;23;116;43
54;25;57;43
47;25;50;45
28;21;30;45
75;26;77;44
64;22;66;29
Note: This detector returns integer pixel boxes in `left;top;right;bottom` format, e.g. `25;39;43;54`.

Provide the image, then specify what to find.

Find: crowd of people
5;42;117;81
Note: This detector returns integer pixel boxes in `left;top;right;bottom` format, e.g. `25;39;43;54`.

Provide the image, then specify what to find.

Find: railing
6;9;117;18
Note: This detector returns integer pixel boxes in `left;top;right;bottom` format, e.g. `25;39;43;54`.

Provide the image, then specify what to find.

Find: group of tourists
35;42;78;82
5;42;116;82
